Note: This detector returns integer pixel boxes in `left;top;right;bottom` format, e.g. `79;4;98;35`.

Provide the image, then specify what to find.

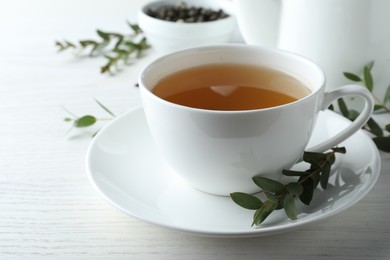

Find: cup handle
306;84;374;153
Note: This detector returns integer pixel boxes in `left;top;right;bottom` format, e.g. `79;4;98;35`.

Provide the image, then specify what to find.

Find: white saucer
86;107;381;238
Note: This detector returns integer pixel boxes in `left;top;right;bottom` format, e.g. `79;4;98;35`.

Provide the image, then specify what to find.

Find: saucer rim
85;106;381;238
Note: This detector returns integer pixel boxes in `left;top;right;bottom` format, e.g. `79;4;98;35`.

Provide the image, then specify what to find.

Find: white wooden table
0;0;389;259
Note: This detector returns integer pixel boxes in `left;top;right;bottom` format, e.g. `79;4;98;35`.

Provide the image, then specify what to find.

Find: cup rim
139;44;326;114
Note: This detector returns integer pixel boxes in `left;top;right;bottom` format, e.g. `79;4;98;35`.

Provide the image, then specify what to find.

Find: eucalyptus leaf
139;37;148;48
327;152;336;165
283;193;297;220
55;40;76;51
79;40;97;48
373;136;390;152
286;182;304;196
384;84;390;104
252;176;285;193
320;162;331;189
252;200;277;226
311;171;321;188
347;109;360;121
264;191;278;202
92;40;109;55
97;29;110;40
264;191;284;209
337;98;349;118
299;178;314;205
343;72;362;82
364;65;374;92
367;117;384;137
125;41;137;49
74;115;97;127
374;104;385;111
282;169;308;177
128;22;142;33
114;36;124;49
230;192;263;210
385;124;390;133
303;151;327;166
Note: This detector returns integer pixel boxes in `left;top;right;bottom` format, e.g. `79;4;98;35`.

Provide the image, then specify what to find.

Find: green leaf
128;22;142;34
320;162;331;189
138;37;149;50
327;152;336;165
299;177;314;205
64;117;73;122
337;98;350;118
364;65;374;92
385;124;390;133
55;40;76;51
367;117;384;137
384;84;390;105
252;176;285;193
282;169;308;177
125;41;137;49
79;40;97;48
230;192;263;210
264;191;278;202
373;136;390;152
74;115;97;127
264;192;284;210
286;182;304;196
343;72;362;82
55;40;64;48
252;200;277;226
374;104;385;111
114;36;124;49
311;172;321;188
283;193;297;220
97;30;110;40
347;109;360;121
303;151;327;166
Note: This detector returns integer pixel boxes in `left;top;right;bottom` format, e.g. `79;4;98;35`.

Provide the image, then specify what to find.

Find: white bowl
138;0;236;54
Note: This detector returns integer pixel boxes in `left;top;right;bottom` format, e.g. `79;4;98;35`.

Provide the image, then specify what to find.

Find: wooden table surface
0;0;389;259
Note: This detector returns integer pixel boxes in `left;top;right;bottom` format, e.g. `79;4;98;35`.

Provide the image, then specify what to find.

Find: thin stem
297;152;334;185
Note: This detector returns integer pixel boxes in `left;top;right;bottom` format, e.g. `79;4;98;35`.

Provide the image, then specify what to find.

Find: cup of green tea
139;44;374;196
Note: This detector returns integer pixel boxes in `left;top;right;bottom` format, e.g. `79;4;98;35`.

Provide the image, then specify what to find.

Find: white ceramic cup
139;45;374;196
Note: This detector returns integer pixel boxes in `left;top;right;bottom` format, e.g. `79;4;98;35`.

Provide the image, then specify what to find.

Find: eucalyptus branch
337;61;390;152
231;147;346;227
56;22;150;74
62;99;115;136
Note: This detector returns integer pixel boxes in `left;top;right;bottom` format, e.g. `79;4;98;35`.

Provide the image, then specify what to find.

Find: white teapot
234;0;390;95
